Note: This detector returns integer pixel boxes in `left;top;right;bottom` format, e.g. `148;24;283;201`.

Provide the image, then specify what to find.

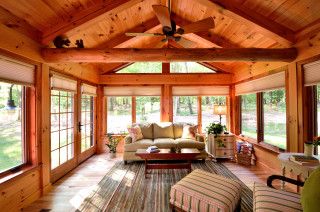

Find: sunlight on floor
69;185;98;209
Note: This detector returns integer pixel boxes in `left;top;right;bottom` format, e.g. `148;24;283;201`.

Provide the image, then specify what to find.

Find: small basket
237;153;251;166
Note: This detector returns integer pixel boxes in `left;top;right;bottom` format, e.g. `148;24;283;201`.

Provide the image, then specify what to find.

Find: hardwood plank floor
23;153;293;211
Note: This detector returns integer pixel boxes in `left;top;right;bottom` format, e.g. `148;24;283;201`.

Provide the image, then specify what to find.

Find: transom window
116;62;162;73
170;62;216;73
50;90;74;170
0;82;25;173
81;95;94;152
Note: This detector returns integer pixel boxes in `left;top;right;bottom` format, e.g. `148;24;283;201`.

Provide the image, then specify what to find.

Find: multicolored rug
77;161;253;212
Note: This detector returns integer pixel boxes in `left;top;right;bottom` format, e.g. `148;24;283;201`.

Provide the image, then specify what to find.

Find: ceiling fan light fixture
176;28;184;35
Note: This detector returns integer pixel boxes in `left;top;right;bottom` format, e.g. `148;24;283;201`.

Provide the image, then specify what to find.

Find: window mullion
257;93;263;142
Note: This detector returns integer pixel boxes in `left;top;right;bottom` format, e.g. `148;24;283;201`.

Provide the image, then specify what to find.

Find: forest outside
241;89;286;149
0;82;23;173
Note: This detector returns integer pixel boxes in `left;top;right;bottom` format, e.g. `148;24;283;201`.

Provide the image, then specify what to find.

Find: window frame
80;94;95;152
0;84;34;177
239;90;287;151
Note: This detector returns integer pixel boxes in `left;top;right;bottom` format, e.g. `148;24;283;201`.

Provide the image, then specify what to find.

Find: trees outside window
107;97;132;133
0;82;24;173
173;96;198;125
136;96;160;123
116;62;162;73
241;94;257;139
170;62;215;73
263;89;286;149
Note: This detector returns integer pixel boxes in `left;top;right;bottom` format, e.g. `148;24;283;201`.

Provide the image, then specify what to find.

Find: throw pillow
127;125;143;142
181;125;198;139
301;166;320;212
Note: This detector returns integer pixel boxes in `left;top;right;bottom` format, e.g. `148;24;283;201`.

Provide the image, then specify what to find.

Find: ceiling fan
125;4;215;48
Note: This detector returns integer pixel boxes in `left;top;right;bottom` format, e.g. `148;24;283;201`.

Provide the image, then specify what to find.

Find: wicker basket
237;153;251;166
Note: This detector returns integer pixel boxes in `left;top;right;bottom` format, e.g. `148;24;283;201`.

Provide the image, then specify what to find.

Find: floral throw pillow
181;125;198;139
127;125;143;142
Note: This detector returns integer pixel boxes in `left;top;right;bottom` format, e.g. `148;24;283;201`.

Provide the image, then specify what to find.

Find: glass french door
80;95;95;152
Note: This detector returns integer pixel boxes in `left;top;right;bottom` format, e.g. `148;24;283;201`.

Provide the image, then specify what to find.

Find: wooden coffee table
135;148;200;178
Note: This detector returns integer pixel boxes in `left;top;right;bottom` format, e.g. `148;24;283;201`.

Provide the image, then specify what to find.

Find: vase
109;152;116;159
304;143;314;157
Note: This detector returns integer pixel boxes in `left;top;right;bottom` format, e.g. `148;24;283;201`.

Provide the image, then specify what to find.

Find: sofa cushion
153;122;174;138
173;123;184;139
127;125;143;142
154;138;176;148
176;139;205;150
124;139;153;152
136;123;153;139
181;124;197;139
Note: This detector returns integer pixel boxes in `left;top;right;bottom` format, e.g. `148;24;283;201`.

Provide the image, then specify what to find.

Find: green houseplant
206;122;226;136
106;133;121;158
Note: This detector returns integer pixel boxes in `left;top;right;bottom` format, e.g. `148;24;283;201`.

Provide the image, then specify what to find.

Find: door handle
78;122;83;132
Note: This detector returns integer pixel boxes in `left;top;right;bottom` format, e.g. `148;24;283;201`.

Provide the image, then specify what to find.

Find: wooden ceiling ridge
41;0;143;45
197;0;295;46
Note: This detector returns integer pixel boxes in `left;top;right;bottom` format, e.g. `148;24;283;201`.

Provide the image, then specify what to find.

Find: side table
278;153;319;191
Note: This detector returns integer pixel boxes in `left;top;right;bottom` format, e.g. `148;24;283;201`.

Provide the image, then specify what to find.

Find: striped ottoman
170;169;242;212
253;183;302;211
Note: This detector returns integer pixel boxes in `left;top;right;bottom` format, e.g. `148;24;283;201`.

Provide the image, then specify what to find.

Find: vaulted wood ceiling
0;0;319;75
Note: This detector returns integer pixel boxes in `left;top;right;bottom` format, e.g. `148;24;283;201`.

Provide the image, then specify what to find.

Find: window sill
0;164;40;185
235;135;284;154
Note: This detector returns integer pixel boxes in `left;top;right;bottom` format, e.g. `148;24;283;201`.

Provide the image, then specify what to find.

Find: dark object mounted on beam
53;36;70;48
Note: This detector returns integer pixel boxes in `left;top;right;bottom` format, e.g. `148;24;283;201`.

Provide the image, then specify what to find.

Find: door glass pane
50;90;74;170
263;89;286;149
107;97;132;133
241;94;257;139
0;82;24;173
81;95;94;152
173;96;198;125
136;96;160;123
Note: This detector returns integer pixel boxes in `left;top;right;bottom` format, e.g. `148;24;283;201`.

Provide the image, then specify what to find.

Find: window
136;96;160;123
262;89;286;149
81;95;94;152
50;90;74;170
170;62;216;73
173;96;198;125
107;97;132;133
201;96;226;131
317;85;320;153
0;82;25;173
117;62;162;73
241;94;257;139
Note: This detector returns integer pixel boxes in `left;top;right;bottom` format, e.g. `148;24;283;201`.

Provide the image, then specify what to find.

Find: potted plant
106;133;120;158
206;122;227;147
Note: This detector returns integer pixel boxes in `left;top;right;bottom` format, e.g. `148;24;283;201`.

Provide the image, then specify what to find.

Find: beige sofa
123;122;207;163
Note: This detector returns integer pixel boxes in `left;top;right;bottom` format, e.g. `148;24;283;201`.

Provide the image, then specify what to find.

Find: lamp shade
213;105;227;115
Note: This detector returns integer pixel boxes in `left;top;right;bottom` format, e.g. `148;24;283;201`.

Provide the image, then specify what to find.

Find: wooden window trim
0;86;37;180
80;95;95;153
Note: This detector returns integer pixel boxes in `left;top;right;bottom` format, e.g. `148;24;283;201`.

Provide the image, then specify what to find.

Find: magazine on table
146;146;160;153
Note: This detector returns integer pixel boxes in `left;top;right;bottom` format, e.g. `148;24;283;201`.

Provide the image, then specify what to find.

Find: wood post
161;85;173;122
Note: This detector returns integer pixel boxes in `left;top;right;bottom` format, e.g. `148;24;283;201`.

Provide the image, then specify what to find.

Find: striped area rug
77;161;253;212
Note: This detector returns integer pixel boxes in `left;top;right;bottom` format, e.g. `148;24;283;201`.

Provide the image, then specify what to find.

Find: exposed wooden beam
99;73;232;85
197;0;295;45
41;0;142;44
42;47;297;63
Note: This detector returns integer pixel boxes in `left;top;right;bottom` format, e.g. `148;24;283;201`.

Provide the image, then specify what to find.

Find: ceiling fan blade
152;5;172;29
181;17;215;34
125;32;164;37
177;37;196;48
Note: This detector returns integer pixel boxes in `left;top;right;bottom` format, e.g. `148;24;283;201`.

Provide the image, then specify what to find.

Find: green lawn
0;120;22;172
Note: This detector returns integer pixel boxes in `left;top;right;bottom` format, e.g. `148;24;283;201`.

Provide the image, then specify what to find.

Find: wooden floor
23;153;290;211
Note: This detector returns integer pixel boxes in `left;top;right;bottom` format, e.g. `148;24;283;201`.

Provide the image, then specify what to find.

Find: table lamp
213;104;227;124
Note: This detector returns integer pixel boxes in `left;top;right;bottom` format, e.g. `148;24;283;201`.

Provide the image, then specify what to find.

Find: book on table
289;155;319;166
146;146;160;153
